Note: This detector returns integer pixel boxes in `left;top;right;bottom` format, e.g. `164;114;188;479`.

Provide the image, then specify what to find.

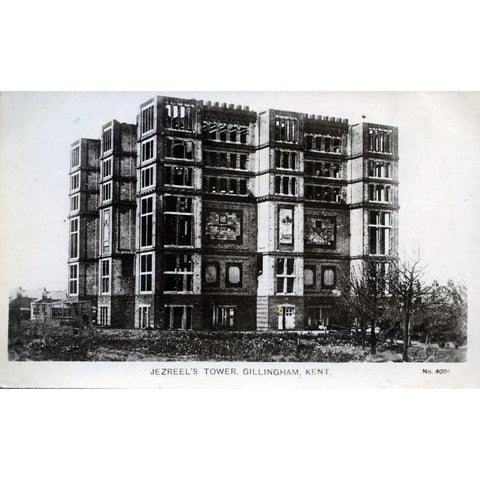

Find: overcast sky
1;91;479;291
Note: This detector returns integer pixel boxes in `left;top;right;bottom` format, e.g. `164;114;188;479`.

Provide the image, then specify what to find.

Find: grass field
8;321;467;362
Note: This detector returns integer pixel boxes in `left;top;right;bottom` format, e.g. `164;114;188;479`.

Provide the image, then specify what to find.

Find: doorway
278;305;296;330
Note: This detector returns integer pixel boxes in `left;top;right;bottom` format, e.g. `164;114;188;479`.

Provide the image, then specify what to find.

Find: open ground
8;321;466;362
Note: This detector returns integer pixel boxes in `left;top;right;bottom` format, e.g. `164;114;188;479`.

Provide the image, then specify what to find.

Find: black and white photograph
1;91;479;387
2;6;480;480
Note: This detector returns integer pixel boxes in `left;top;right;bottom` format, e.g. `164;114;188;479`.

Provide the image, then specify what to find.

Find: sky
1;91;479;291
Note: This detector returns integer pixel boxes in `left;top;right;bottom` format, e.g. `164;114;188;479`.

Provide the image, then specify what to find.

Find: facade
97;120;137;327
68;138;100;305
67;96;399;331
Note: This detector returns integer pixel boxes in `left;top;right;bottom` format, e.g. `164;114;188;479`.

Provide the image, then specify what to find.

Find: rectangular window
369;184;391;203
229;178;237;194
164;196;193;246
102;158;112;179
70;218;79;259
71;146;80;169
212;306;235;329
304;266;316;288
204;263;220;286
274;117;297;143
69;264;78;295
370;261;390;294
275;150;297;170
325;136;331;152
165;305;192;330
368;128;392;153
141;104;155;134
226;263;242;287
305;134;342;154
321;266;336;289
139;253;153;293
275;176;281;193
306;135;313;150
305;161;341;178
102;127;112;153
204;121;217;140
71;172;80;192
274;176;297;196
333;137;341;153
164;214;192;245
140;196;154;247
239;179;247;194
229;126;237;142
98;306;110;326
204;150;215;166
228;153;237;169
140;165;155;190
305;307;330;330
100;259;111;294
141;138;155;163
216;152;227;168
165;138;194;160
205;176;217;192
305;185;342;203
70;194;80;212
219;124;227;141
205;176;248;195
219;177;228;193
165;103;194;131
240;154;248;170
203;121;249;144
164;195;192;213
164;254;193;292
305;185;313;200
138;305;153;329
369;211;392;255
239;126;248;144
101;181;112;203
204;151;248;170
163;165;193;187
368;160;391;178
276;258;295;294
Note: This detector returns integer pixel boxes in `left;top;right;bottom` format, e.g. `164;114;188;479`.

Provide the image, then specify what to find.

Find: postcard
1;91;479;388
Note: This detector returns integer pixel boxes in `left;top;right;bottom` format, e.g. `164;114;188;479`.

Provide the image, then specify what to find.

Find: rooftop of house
9;287;67;302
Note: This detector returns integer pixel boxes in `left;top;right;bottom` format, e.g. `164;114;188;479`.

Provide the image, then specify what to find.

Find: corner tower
97;120;137;327
67;138;100;305
347;123;399;282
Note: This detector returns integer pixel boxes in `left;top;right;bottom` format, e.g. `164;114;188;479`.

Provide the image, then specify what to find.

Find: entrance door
284;307;295;329
278;306;296;330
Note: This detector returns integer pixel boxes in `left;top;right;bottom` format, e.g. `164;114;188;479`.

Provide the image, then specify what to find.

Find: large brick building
67;95;399;331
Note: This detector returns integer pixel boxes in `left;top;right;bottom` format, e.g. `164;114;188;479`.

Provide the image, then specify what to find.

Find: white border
1;2;479;479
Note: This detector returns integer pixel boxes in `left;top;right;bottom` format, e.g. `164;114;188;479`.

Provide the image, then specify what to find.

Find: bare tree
337;260;387;355
388;258;444;361
443;280;467;346
338;254;466;361
419;280;467;347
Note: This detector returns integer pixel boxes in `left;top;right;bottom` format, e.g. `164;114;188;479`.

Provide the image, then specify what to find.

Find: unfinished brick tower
67;95;399;331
